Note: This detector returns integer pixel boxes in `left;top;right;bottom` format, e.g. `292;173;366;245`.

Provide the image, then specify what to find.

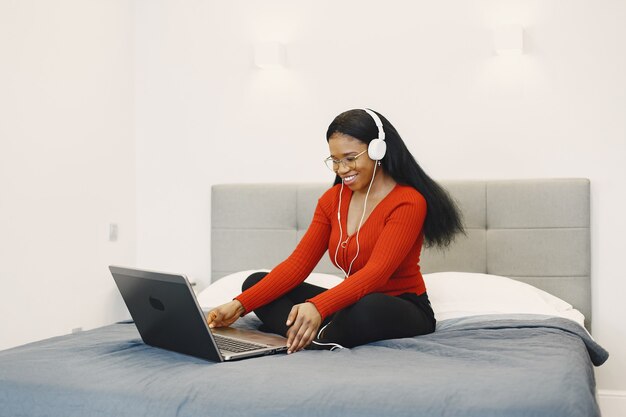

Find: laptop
109;265;288;362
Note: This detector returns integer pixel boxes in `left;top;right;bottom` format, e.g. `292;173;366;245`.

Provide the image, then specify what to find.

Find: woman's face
327;132;377;193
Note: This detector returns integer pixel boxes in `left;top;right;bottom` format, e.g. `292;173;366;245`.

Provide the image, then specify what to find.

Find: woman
207;109;464;354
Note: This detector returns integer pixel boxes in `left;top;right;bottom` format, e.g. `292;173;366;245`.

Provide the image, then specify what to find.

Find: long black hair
326;109;465;249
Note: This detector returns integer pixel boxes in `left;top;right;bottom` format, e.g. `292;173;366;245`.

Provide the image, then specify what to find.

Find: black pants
242;272;436;348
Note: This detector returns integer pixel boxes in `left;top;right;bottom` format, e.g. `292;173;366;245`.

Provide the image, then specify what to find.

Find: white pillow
196;270;343;313
423;272;586;327
197;270;585;328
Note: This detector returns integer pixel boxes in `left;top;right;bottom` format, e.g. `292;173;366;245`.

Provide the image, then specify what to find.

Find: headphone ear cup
368;139;387;161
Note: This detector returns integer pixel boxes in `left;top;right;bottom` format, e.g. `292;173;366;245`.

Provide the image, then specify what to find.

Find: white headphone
362;108;386;161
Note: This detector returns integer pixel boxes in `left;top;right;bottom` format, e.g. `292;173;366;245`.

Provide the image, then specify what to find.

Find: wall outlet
109;223;119;242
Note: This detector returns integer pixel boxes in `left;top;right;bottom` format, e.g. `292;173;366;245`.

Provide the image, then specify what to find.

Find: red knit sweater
235;183;428;320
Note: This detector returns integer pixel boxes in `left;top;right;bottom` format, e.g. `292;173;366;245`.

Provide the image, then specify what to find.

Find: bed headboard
211;179;591;328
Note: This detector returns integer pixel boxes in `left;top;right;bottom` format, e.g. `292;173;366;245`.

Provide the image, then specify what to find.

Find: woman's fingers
286;305;298;327
285;302;322;353
286;305;299;348
209;310;226;328
207;301;243;328
287;317;315;353
292;327;315;353
207;310;219;327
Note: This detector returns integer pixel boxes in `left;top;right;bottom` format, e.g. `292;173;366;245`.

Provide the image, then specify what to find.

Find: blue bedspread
0;314;608;417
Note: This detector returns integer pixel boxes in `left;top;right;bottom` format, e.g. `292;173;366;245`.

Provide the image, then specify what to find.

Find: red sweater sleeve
307;194;427;319
234;194;332;314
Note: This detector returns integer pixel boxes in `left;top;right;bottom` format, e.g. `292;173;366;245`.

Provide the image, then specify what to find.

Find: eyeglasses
324;150;368;172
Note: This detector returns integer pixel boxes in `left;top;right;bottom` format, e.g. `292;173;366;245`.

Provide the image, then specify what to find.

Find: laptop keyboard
213;334;267;353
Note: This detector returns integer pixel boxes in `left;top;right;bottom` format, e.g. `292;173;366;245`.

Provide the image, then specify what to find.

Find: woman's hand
285;302;322;354
207;300;246;328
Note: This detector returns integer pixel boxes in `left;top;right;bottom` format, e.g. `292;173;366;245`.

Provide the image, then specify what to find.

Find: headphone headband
362;108;387;160
362;108;385;141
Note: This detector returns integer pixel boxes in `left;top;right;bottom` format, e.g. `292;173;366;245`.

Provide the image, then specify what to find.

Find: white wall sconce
494;25;524;55
254;42;286;69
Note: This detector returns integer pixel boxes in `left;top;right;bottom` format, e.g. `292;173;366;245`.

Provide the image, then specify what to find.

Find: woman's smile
342;174;357;185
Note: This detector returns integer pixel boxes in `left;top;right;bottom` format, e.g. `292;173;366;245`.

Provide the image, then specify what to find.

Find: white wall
0;0;136;349
134;0;625;399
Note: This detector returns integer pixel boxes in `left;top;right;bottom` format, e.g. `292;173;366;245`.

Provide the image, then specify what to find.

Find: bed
0;178;609;417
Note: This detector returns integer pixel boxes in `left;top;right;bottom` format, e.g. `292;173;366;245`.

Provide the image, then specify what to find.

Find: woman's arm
234;199;332;314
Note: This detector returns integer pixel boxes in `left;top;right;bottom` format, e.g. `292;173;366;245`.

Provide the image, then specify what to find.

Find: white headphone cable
345;161;377;278
321;160;378;351
333;180;348;278
334;161;378;279
311;322;345;350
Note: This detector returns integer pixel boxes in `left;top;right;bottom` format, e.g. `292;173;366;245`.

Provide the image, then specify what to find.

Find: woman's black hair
326;109;465;249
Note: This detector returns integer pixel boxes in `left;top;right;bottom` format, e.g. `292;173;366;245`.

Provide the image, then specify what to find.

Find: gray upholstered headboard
211;179;591;328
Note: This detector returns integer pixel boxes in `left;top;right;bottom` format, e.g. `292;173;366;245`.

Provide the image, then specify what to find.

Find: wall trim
597;390;626;417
